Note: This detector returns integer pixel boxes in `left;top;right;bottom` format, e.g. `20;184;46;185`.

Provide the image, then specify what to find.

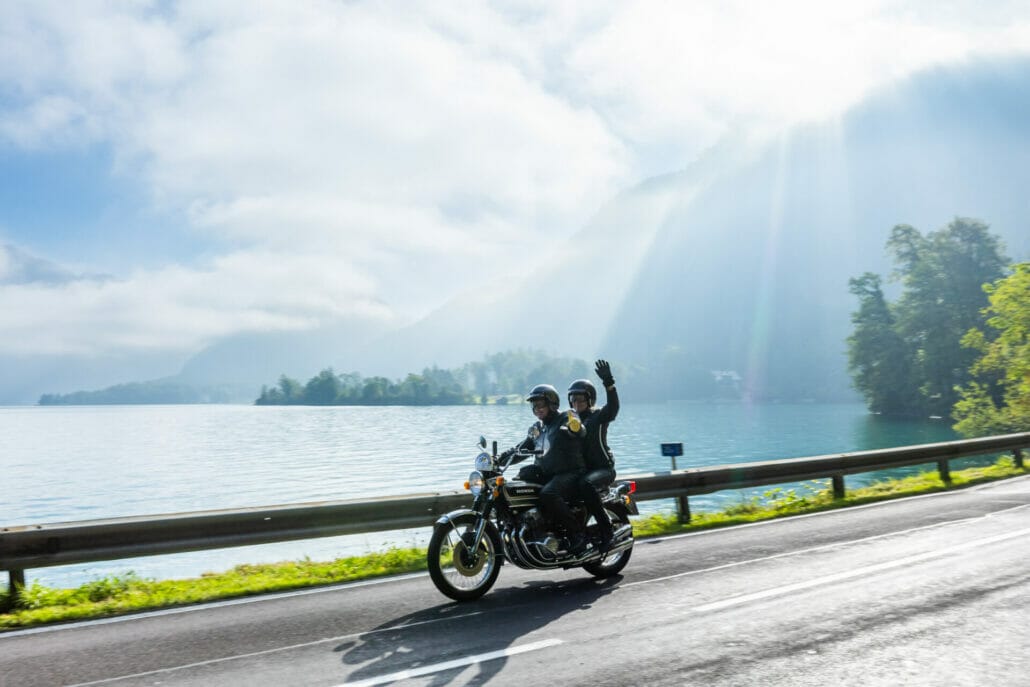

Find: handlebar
499;449;541;470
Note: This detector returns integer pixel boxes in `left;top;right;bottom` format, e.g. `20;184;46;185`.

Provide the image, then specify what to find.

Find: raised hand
594;359;615;387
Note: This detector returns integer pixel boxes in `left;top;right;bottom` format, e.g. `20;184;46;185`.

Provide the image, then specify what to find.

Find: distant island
38;380;244;405
256;368;477;405
254;350;595;405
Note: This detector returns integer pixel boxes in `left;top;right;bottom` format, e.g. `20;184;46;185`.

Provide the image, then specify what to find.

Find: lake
1;402;961;588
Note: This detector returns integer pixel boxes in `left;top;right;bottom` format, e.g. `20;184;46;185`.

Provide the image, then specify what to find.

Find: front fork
464;491;495;562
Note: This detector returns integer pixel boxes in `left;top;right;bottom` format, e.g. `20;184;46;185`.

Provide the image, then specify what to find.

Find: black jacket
515;409;585;478
580;385;619;471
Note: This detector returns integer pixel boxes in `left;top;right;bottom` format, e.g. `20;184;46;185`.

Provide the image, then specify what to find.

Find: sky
2;0;1029;362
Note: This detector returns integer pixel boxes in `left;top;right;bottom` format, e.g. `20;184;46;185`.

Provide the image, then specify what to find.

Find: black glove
595;359;615;387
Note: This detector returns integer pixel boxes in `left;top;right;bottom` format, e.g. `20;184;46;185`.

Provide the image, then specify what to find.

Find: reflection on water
852;412;955;450
0;402;965;587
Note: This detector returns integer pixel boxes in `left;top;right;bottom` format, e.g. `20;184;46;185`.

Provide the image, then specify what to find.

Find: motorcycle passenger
502;384;591;556
568;359;620;551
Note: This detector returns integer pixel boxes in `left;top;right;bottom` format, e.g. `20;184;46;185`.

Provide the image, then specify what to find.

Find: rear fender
612;481;640;516
605;493;639;517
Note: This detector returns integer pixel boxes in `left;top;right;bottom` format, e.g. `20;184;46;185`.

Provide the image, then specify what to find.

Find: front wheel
583;509;633;578
427;513;502;601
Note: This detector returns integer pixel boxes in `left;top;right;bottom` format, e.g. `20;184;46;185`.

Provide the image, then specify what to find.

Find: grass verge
631;455;1027;537
2;456;1026;630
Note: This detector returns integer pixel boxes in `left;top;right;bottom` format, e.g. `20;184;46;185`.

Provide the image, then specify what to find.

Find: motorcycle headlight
474;452;493;472
466;470;484;496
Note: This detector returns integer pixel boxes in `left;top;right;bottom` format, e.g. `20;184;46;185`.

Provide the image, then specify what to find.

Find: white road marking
969;472;1030;491
338;638;564;687
627;501;1030;589
689;524;1030;613
650;472;1030;543
0;572;431;638
60;612;484;687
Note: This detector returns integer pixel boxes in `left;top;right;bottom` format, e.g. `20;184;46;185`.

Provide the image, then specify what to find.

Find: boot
596;522;615;554
593;511;615;553
566;531;592;557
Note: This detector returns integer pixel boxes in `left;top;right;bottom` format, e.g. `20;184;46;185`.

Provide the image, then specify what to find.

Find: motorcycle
427;437;638;601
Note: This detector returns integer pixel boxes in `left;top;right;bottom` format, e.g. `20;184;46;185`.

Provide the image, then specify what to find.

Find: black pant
520;465;583;537
580;468;616;536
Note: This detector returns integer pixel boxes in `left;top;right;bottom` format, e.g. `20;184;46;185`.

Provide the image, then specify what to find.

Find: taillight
628;480;637;494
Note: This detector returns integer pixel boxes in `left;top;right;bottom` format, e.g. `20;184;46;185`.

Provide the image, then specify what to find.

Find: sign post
660;443;690;523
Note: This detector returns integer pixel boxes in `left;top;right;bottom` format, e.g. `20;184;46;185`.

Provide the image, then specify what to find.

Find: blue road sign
661;442;683;457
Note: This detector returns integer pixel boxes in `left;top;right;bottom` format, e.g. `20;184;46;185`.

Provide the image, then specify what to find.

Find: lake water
1;402;962;588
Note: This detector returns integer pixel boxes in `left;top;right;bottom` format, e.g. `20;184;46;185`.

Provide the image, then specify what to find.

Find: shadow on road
335;575;622;685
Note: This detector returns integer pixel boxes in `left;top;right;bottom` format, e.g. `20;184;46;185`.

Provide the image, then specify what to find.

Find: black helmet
567;379;596;406
526;384;560;409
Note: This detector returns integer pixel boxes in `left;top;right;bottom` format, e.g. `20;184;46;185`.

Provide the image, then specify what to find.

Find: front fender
434;508;477;529
433;508;505;566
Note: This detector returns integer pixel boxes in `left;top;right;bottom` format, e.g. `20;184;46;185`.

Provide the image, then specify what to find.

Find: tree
361;377;390;404
953;263;1030;436
890;219;1009;416
278;375;303;403
846;273;921;415
847;218;1008;418
304;369;342;405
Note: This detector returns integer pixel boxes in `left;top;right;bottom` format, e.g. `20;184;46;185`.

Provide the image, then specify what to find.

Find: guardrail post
661;442;690;523
3;569;24;613
676;493;691;523
1015;448;1025;469
832;475;846;499
937;459;952;483
670;458;691;523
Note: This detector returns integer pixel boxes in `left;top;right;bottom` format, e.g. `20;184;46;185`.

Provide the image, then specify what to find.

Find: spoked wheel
583;509;633;578
427;514;502;601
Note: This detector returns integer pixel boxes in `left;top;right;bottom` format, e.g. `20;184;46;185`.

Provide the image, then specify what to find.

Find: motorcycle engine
520;507;548;539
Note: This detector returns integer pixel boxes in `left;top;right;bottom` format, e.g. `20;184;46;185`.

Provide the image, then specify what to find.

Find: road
4;475;1030;687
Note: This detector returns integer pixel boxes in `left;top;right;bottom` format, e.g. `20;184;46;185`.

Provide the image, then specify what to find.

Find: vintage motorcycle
427;437;638;601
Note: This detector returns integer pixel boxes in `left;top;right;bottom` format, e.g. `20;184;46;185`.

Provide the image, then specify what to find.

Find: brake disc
452;534;487;576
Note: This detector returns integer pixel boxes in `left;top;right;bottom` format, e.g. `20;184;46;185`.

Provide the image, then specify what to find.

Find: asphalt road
4;475;1030;687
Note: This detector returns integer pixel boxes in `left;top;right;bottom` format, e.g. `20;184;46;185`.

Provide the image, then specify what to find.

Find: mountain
174;316;393;390
359;56;1030;401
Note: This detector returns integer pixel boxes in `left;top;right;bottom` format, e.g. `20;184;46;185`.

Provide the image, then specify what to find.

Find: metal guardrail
2;432;1028;608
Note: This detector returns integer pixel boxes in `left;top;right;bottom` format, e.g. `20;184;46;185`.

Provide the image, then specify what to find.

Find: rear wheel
583;509;632;578
427;514;502;601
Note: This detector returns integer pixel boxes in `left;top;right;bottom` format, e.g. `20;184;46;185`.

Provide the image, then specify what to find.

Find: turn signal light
463;481;470;490
496;477;505;486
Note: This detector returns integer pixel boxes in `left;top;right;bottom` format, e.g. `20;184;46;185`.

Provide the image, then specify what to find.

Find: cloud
569;0;1030;170
137;4;626;229
0;248;392;355
0;243;88;285
1;1;1029;359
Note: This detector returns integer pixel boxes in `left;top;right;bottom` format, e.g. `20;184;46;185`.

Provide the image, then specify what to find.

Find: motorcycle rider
568;360;620;551
502;383;591;556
